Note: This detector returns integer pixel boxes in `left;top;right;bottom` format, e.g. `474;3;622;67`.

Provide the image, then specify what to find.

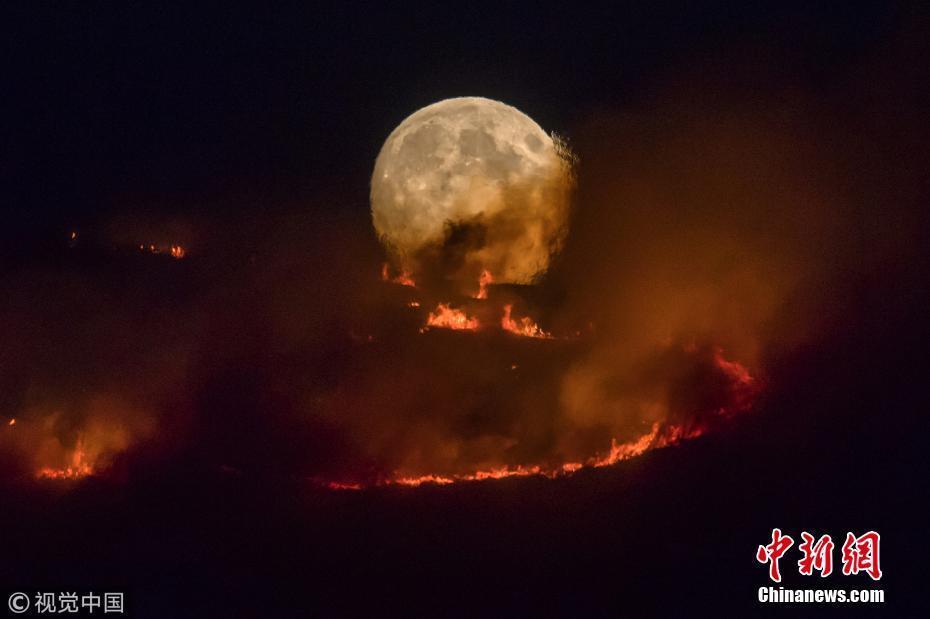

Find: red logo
756;528;794;582
757;529;881;581
798;532;834;577
841;531;882;581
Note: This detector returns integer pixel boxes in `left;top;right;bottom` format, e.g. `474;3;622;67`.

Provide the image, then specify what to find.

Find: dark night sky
3;3;908;234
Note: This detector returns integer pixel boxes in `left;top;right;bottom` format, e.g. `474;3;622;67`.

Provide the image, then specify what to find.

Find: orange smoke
36;437;94;480
314;347;757;489
6;397;157;483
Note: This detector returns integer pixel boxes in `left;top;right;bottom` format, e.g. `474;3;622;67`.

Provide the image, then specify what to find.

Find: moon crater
371;97;573;285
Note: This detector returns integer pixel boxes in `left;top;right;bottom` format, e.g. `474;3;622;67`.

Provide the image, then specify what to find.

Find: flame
424;303;479;331
69;231;78;240
419;301;552;337
36;437;94;480
407;301;421;308
394;474;455;486
325;481;363;491
591;422;663;467
474;270;493;299
501;304;552;339
136;243;186;259
381;263;416;287
712;347;756;413
319;351;757;490
377;419;707;488
8;418;15;426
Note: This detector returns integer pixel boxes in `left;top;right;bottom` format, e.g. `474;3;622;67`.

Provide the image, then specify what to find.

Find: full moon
371;97;573;284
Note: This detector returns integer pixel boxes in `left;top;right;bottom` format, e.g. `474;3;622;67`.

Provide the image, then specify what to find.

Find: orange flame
136;243;185;259
501;304;552;339
36;437;94;480
474;270;493;299
377;419;703;488
325;481;363;491
320;351;757;490
393;474;455;486
8;418;15;426
381;263;416;287
424;303;479;331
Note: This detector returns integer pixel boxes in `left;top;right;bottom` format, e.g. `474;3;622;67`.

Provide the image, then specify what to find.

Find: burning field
0;89;894;493
3;4;929;616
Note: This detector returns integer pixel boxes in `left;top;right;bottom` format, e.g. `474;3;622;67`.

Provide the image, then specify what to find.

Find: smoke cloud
3;45;924;487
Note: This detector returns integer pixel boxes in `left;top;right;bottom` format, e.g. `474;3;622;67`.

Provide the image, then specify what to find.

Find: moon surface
371;97;573;284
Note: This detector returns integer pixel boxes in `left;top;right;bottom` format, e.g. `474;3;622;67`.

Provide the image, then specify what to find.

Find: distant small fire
138;243;186;259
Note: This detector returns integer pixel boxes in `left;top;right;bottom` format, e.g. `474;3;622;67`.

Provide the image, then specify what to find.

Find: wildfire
8;418;15;426
591;423;663;467
170;245;185;259
474;269;493;299
317;349;757;490
348;419;715;489
424;303;479;331
381;263;416;287
501;304;552;339
36;438;94;480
